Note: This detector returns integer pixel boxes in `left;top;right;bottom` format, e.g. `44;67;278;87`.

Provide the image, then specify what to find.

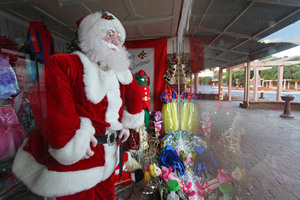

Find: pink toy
157;165;196;197
195;168;244;197
0;105;25;161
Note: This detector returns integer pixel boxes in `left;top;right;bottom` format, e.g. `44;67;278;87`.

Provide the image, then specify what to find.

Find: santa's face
103;30;123;51
79;25;130;71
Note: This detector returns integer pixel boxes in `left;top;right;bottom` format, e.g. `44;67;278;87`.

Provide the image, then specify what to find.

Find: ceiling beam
208;45;249;55
205;55;231;62
33;6;67;27
81;3;93;14
201;2;255;58
207;6;300;67
191;0;214;37
122;16;172;26
248;0;300;7
196;25;262;40
248;60;300;66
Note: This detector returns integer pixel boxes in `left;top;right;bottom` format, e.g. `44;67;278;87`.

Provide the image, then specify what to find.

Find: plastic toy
195;167;245;197
145;163;196;197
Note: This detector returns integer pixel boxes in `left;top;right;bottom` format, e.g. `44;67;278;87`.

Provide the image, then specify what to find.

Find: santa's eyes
107;32;112;37
105;30;123;44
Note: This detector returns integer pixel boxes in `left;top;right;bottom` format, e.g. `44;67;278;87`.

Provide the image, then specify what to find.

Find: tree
223;71;245;86
260;66;278;80
199;76;212;85
284;65;300;80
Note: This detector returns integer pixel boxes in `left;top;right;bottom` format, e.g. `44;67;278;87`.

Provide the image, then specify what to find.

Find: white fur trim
105;75;123;130
13;136;118;197
74;51;107;104
78;11;126;44
131;173;136;182
126;151;131;162
114;151;131;175
48;117;95;165
122;110;145;129
74;51;132;104
115;69;132;85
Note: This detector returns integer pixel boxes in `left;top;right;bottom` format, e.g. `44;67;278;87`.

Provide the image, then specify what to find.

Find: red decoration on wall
125;38;168;111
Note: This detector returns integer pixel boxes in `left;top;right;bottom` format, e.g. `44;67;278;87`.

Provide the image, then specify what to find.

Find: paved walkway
196;100;300;200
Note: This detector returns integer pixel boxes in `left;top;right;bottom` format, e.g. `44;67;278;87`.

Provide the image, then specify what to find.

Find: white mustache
103;41;119;52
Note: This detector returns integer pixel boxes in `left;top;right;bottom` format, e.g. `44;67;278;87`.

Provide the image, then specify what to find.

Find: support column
283;79;286;90
277;65;284;101
243;65;247;101
194;72;198;93
295;81;298;90
287;81;290;90
218;67;223;100
176;54;182;130
246;60;251;105
253;66;259;101
228;68;232;101
270;80;273;88
241;60;250;108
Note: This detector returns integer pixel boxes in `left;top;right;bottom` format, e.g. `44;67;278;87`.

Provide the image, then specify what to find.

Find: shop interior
1;0;300;200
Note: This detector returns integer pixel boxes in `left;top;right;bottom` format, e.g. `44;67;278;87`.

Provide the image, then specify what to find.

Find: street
198;85;300;102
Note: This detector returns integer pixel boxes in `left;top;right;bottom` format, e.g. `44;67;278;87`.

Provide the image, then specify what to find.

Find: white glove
82;135;97;160
118;128;130;143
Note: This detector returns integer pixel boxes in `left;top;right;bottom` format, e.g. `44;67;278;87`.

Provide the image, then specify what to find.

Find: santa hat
77;10;126;43
137;70;150;86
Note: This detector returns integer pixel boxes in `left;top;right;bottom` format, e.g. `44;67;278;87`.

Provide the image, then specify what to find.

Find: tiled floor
196;100;300;200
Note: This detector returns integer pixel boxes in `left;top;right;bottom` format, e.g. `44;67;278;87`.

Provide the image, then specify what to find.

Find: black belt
94;131;123;180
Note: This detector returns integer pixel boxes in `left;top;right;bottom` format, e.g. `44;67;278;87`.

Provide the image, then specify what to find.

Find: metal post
218;67;223;100
253;66;259;101
246;59;251;106
228;68;232;101
277;65;283;101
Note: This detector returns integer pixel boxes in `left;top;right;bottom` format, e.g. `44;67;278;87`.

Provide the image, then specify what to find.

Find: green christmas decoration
66;32;80;53
100;9;114;20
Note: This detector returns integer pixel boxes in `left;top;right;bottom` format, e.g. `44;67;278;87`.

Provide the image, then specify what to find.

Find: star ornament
101;9;114;20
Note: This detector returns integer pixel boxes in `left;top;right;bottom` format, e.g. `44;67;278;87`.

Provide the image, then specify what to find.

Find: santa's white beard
80;37;130;72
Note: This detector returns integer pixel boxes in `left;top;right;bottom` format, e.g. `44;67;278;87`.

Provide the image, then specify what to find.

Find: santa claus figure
12;10;144;200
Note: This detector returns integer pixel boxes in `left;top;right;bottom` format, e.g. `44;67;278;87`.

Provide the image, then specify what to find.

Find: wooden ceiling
1;0;300;71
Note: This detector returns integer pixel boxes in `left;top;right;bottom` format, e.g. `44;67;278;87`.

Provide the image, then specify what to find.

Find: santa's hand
82;135;97;160
118;128;130;143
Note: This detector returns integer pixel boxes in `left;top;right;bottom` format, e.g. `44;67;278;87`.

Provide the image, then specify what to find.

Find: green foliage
199;76;212;85
260;66;278;80
66;32;80;53
293;71;300;80
259;65;300;81
284;65;300;80
232;71;245;85
218;71;245;86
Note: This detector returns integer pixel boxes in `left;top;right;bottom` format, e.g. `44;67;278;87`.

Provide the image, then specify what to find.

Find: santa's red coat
12;52;144;198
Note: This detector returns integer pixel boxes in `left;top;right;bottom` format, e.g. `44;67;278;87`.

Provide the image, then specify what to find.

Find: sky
260;19;300;57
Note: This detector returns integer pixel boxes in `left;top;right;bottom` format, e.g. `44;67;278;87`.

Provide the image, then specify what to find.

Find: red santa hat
137;70;146;76
137;70;150;86
77;9;126;44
